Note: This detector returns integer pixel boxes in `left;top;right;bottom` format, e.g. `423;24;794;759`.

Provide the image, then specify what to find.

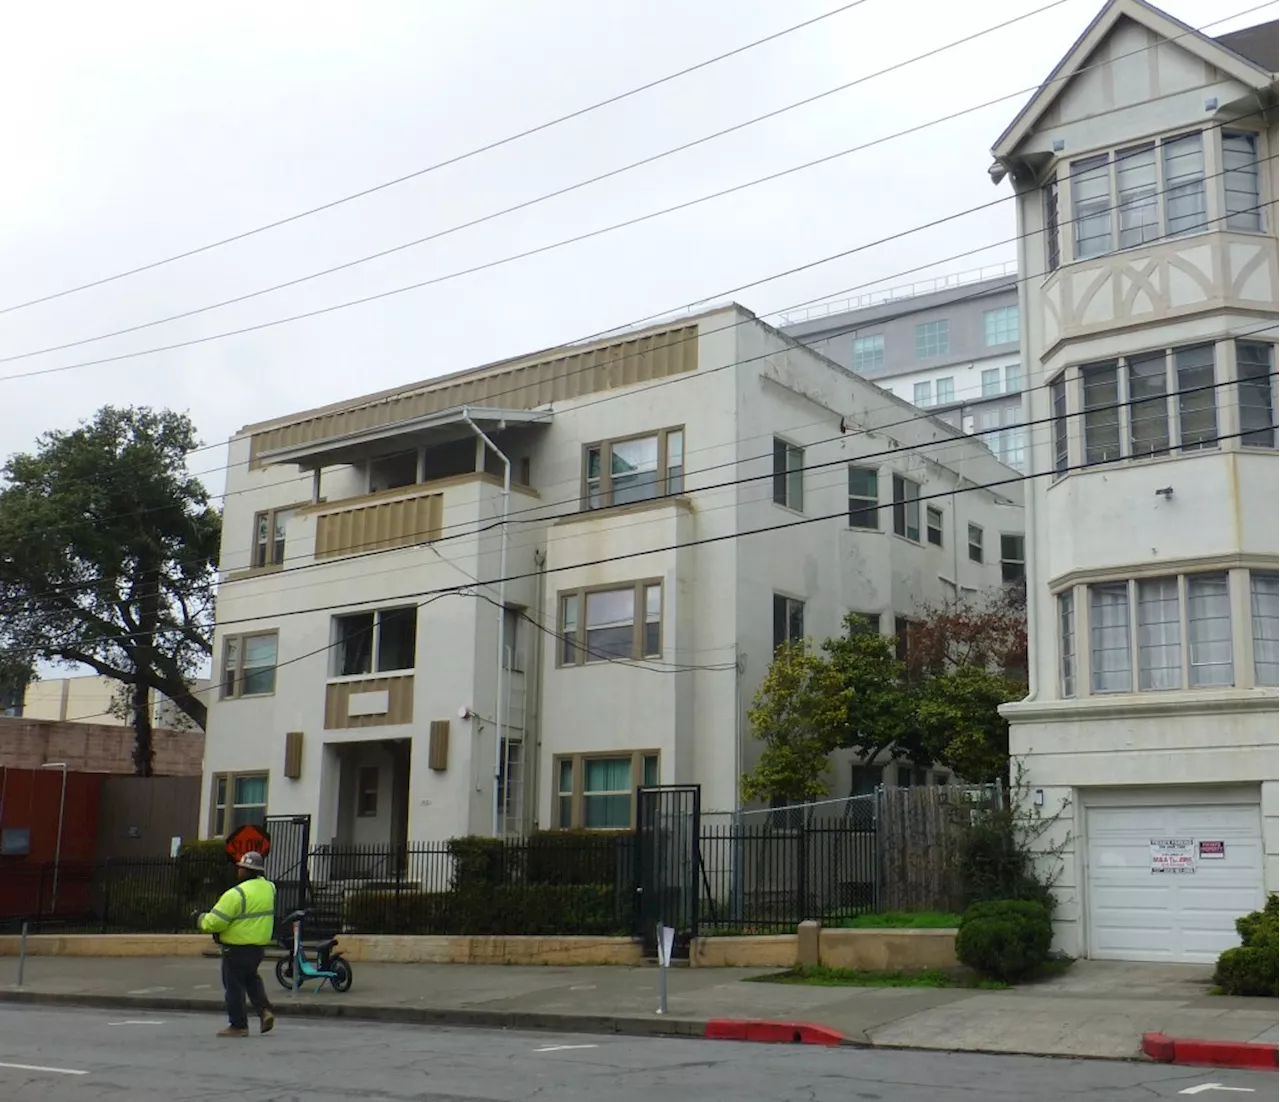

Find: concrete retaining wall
0;933;643;966
689;934;797;968
689;927;958;970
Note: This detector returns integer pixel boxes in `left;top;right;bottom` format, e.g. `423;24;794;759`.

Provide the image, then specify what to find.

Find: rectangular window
772;439;804;511
892;475;921;542
554;751;659;830
1116;142;1158;249
1175;343;1218;450
981;368;1002;397
852;335;885;372
331;607;417;677
1000;534;1024;584
913;381;932;407
558;581;663;665
926;506;944;547
1136;577;1181;690
251;507;295;569
1127;350;1170;457
221;632;278;698
1071;153;1112;258
849;612;882;635
1044;175;1061;272
1059;591;1076;697
1163;132;1207;237
356;766;379;817
1223;131;1263;232
1090;583;1132;693
210;773;269;836
1250;572;1279;686
847;466;879;530
1082;362;1122;464
894;616;912;663
584;427;684;509
935;377;955;405
1237;341;1277;448
1005;364;1022;393
984;306;1019;346
773;594;805;653
967;524;984;564
1051;376;1069;475
1187;573;1233;687
915;320;950;359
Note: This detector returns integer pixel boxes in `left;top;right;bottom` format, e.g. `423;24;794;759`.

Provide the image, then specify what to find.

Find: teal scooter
274;909;353;993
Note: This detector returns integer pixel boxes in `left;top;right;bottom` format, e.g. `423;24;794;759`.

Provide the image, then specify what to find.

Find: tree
0;407;220;774
916;665;1024;784
740;641;853;804
824;614;926;766
907;585;1028;683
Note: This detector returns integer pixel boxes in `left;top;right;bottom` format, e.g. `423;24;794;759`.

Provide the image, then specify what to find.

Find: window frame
582;426;685;511
772;593;806;654
1000;534;1024;584
209;772;269;837
1058;590;1076;697
847;466;879;530
935;376;956;405
772;438;805;511
852;334;885;372
967;523;984;564
983;306;1019;347
913;380;933;407
1250;571;1279;687
553;750;660;831
220;631;279;699
329;605;418;680
250;504;302;570
1236;340;1277;449
556;580;664;666
356;765;380;818
926;505;944;547
892;474;921;542
915;319;950;359
1222;130;1264;233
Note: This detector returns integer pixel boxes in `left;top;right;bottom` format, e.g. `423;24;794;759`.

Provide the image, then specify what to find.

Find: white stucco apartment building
991;0;1278;962
201;305;1022;848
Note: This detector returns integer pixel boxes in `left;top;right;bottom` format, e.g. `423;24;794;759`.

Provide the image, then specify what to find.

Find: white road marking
108;1020;164;1026
126;987;170;995
0;1061;88;1076
1180;1085;1256;1096
193;984;212;990
534;1044;599;1053
568;985;596;991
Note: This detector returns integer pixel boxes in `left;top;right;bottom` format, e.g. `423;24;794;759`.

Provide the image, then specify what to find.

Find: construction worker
198;850;277;1038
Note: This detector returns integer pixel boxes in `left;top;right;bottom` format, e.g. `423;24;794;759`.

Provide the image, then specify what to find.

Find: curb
1;991;836;1047
1142;1032;1279;1070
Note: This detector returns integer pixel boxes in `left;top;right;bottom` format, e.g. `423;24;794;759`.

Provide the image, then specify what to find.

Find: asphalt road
1;1005;1274;1101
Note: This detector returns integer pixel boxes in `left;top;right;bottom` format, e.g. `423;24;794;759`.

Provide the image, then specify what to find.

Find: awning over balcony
254;406;553;470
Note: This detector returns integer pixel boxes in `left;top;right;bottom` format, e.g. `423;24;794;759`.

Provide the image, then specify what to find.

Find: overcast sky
0;0;1269;500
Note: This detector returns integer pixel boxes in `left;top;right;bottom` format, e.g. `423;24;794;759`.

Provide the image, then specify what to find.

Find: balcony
314;486;444;559
324;675;414;730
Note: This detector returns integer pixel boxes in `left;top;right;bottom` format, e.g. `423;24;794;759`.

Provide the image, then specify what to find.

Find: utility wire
0;0;876;317
2;1;1270;385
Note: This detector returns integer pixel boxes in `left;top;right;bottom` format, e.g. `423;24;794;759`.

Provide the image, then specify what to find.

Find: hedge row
1214;894;1278;997
342;884;629;937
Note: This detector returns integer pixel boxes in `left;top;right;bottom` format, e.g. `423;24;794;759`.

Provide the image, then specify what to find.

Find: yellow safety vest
199;877;277;946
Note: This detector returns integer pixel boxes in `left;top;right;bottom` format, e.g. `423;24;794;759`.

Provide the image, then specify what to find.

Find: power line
0;0;875;318
3;1;1269;385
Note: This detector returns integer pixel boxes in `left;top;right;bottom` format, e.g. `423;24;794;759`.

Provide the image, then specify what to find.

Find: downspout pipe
461;409;511;838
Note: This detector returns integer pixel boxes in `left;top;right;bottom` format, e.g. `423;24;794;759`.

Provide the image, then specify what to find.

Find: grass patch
835;910;962;930
746;965;1006;990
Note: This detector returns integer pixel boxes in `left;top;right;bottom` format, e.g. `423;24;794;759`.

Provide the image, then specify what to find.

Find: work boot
260;1009;276;1035
217;1026;250;1039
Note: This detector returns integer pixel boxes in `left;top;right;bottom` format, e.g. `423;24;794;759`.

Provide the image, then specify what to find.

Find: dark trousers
221;944;272;1029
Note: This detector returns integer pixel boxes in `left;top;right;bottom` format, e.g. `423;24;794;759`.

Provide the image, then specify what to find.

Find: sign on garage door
1086;801;1264;963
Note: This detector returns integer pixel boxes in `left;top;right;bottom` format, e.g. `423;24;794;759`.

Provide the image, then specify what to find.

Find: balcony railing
315;488;444;559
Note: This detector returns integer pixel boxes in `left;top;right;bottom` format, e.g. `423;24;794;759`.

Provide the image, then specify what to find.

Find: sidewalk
2;955;1275;1062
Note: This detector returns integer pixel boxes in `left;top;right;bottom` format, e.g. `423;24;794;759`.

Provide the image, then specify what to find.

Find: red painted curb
1143;1031;1279;1070
705;1019;846;1046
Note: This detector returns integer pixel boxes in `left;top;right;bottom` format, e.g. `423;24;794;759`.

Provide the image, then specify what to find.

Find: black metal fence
3;820;881;941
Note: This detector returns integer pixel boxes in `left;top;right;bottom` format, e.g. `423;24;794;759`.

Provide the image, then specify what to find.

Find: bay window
559;581;663;665
555;751;659;829
584;427;684;510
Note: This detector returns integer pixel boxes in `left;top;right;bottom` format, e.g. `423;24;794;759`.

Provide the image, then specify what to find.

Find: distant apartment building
201;304;1023;848
14;675;209;732
781;264;1029;472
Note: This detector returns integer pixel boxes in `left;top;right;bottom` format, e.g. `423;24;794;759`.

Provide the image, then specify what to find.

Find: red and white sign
1150;838;1195;874
1198;840;1226;860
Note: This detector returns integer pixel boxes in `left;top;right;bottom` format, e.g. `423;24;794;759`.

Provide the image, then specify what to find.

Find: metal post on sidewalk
17;921;27;988
291;917;301;1000
655;923;673;1016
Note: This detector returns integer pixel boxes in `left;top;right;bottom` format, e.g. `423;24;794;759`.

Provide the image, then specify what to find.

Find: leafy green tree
0;407;220;774
740;641;853;804
916;665;1023;784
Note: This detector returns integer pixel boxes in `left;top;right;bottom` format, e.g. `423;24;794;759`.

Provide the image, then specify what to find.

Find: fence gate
262;814;311;921
634;785;700;956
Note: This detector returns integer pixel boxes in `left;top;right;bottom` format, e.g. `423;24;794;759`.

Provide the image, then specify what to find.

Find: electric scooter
274;909;353;993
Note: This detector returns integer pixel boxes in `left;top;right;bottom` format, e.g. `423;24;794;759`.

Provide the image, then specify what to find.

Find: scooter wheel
274;958;294;990
330;958;353;993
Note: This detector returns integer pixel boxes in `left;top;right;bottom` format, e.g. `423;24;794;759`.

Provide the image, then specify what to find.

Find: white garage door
1086;798;1265;963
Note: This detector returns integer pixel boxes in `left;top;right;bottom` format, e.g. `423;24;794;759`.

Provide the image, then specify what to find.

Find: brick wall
0;717;204;776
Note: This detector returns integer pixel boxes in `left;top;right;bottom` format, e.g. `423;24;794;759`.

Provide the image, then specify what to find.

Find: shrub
1215;946;1278;997
176;842;236;903
104;875;190;932
955;899;1052;983
448;836;512;889
958;810;1053;912
525;830;630;886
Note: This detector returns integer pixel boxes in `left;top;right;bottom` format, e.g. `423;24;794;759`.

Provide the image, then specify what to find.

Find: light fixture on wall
1155;486;1173;500
1034;789;1045;807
